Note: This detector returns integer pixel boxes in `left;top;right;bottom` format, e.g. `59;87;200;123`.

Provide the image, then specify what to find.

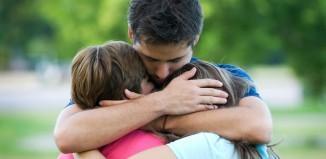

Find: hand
156;67;228;115
99;89;142;107
125;89;143;99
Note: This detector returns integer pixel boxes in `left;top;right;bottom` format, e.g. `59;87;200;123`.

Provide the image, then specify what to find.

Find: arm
74;150;105;159
129;146;176;159
54;69;225;153
54;94;164;153
164;96;273;144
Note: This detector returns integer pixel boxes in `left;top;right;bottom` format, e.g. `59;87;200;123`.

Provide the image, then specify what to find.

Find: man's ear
193;35;200;46
192;35;200;46
128;25;134;42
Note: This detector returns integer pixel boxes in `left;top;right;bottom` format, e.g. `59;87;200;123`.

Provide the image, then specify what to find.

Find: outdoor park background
0;0;325;158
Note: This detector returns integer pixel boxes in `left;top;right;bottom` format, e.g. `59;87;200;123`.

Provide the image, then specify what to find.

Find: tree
198;0;326;102
37;0;129;60
0;0;54;69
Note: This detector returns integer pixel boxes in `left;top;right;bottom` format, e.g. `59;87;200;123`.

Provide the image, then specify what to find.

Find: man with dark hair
54;0;272;157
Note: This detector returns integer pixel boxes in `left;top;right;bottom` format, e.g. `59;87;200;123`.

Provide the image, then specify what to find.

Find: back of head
163;61;250;106
71;41;146;110
128;0;203;45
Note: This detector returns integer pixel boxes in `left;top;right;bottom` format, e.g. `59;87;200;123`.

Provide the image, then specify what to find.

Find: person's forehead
133;41;192;61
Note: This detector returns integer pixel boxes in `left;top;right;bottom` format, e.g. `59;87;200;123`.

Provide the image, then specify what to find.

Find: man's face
133;41;193;86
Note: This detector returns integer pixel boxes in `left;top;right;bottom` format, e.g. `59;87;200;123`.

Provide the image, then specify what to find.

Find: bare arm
74;150;106;159
54;68;225;153
164;96;273;144
129;146;176;159
54;94;164;153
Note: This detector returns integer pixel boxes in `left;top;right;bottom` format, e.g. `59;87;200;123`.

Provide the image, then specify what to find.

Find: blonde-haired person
130;61;279;159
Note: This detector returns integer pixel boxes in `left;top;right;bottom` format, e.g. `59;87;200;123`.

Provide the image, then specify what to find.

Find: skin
74;79;155;159
54;57;224;153
54;27;272;154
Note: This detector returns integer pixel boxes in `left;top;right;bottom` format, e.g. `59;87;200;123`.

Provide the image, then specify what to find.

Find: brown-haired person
58;41;216;159
54;0;273;158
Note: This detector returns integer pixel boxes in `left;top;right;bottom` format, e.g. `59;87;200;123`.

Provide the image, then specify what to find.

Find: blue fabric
256;144;269;159
67;98;74;107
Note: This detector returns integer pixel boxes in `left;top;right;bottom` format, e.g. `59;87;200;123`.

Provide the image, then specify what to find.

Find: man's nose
156;63;170;81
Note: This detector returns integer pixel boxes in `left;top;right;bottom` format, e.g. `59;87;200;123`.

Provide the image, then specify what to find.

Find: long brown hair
71;41;147;110
163;60;279;159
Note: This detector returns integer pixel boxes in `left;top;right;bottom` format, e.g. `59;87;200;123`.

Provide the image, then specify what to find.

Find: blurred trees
37;0;129;60
199;0;326;101
1;0;325;101
0;0;54;69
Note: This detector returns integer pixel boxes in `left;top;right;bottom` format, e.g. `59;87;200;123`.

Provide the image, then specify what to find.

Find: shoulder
215;64;254;82
191;58;260;98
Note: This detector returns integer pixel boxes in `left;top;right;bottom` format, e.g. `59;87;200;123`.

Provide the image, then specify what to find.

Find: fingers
197;104;219;111
205;104;219;110
176;67;196;80
190;79;223;87
198;88;228;98
99;100;127;107
199;96;227;105
125;89;143;99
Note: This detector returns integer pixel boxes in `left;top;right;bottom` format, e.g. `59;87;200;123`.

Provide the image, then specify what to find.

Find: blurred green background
0;0;325;158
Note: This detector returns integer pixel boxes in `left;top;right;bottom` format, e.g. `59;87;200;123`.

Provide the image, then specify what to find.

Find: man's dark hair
128;0;203;46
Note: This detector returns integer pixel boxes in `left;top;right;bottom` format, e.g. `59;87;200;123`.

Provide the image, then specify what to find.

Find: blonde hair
163;60;279;159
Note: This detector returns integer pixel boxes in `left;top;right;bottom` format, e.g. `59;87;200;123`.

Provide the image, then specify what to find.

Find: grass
0;112;58;159
0;105;325;159
270;104;326;159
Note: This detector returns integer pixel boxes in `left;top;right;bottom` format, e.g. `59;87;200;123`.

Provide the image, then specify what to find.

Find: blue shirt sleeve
216;64;260;98
66;98;74;107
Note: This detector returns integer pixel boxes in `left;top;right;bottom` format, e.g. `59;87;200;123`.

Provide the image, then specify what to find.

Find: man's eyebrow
167;55;186;62
139;52;160;61
138;51;187;62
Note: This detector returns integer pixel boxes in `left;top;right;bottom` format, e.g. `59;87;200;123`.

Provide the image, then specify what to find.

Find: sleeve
66;99;74;107
216;64;260;98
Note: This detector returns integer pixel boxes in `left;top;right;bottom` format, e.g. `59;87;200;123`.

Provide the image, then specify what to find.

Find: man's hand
155;67;228;115
99;89;141;107
101;68;227;116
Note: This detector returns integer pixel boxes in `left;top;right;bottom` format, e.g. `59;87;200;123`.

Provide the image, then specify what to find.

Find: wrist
141;91;167;116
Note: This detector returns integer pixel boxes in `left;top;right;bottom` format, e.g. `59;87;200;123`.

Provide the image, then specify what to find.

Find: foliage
198;0;326;101
1;0;325;101
37;0;129;60
0;0;54;69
